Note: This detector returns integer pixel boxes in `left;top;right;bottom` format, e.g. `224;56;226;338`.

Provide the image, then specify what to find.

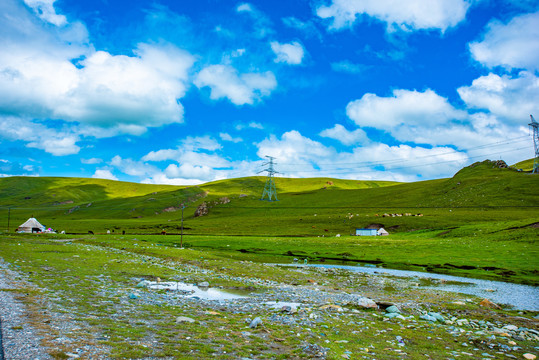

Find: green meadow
1;159;537;284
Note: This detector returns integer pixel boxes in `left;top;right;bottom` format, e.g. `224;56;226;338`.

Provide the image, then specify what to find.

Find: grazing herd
376;213;423;217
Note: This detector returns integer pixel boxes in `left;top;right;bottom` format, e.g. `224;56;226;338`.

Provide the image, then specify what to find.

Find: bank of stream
280;263;539;311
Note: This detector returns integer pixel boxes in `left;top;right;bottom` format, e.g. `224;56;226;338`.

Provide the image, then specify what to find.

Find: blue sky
1;0;538;184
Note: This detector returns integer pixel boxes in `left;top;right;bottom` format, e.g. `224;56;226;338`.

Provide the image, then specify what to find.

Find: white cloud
92;169;118;181
195;64;277;105
81;158;102;164
235;122;264;130
282;17;323;40
237;3;253;13
220;133;242;143
257;130;335;175
0;116;81;156
23;0;66;26
270;41;305;65
141;174;204;186
346;89;466;129
165;163;213;180
0;159;36;176
54;44;195;130
182;136;222;151
256;130;470;181
457;72;539;124
331;60;366;74
469;11;539;71
319;124;368;146
110;156;159;177
236;2;274;39
27;136;80;156
316;0;471;32
0;1;195;136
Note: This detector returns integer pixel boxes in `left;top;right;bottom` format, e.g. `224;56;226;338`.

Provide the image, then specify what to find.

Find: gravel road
0;260;52;360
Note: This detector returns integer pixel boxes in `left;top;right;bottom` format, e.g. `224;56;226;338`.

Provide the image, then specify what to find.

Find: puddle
145;281;247;301
281;264;539;311
264;301;302;310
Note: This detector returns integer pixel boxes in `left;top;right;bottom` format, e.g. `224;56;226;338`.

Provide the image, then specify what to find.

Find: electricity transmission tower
259;156;279;201
529;114;539;173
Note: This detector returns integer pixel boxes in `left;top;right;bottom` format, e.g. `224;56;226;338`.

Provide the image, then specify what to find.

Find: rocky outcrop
194;202;209;217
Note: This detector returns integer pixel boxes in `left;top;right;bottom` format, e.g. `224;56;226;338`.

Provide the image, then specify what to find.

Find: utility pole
180;205;184;248
259;156;279;201
529;115;539;173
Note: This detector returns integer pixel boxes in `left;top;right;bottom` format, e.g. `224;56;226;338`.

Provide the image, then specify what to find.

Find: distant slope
199;176;399;197
0;159;537;235
513;158;535;172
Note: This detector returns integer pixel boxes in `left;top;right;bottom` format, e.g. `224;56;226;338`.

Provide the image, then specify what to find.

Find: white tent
17;217;46;233
377;227;389;236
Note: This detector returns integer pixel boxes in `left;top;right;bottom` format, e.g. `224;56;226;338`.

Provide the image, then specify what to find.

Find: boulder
479;298;502;309
194;202;209;217
176;316;195;323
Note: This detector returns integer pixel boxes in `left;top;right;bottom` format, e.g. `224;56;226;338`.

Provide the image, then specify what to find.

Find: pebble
176;316;195;323
420;314;437;322
386;305;400;314
249;317;262;328
523;354;536;360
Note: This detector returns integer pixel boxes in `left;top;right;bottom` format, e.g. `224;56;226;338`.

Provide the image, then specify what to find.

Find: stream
294;264;539;311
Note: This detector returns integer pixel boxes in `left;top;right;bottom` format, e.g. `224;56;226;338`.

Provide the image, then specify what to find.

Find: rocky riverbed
0;238;538;359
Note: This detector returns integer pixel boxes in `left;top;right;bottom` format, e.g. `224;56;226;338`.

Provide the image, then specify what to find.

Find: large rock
194;202;209;217
479;298;501;309
176;316;195;323
356;297;378;309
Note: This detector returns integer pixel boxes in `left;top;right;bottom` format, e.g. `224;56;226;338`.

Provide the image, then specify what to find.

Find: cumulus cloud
319;124;368;146
256;130;469;181
0;116;81;156
469;11;539;71
81;158;102;164
110;156;159;177
257;130;336;175
54;44;195;130
220;133;242;143
195;64;277;105
316;0;471;32
457;72;539;124
92;169;118;181
270;41;305;65
27;136;80;156
0;0;195;137
346;89;466;129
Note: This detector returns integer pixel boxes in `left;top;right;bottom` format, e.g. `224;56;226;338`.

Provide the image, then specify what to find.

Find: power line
273;146;531;175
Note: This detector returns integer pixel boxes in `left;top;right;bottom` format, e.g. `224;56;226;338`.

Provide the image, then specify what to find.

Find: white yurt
17;217;46;233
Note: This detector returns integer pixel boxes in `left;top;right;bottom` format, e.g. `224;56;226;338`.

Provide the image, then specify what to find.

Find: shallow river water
299;264;539;311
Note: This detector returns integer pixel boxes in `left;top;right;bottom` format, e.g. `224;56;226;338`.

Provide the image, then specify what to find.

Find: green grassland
1;159;538;284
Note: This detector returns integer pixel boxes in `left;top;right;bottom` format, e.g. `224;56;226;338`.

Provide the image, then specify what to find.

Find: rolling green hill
0;159;537;236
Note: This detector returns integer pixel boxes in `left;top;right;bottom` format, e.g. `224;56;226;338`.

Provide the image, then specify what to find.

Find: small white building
355;228;378;236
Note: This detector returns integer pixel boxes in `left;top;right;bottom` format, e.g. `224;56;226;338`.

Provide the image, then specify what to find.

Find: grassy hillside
0;159;537;284
0;159;537;236
513;158;536;171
